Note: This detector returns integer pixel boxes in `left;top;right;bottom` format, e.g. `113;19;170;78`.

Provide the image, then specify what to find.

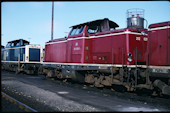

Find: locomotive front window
70;28;77;36
6;43;11;48
11;43;14;47
79;26;84;34
69;26;84;36
75;27;81;35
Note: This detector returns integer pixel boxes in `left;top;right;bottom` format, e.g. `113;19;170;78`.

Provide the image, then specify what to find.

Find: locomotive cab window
11;42;15;47
110;27;115;31
22;40;29;46
69;26;84;36
15;42;20;47
12;41;20;47
6;43;11;48
23;42;29;46
87;25;101;34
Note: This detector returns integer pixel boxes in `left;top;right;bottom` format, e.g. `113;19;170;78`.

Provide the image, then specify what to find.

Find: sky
1;1;170;48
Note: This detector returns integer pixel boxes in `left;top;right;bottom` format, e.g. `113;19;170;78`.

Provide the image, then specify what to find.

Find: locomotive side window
87;25;101;34
69;26;84;36
110;27;115;31
22;40;30;46
15;42;20;46
23;42;29;46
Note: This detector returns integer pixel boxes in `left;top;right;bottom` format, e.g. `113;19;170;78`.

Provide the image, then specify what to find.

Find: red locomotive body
45;18;148;65
148;21;170;66
45;38;67;63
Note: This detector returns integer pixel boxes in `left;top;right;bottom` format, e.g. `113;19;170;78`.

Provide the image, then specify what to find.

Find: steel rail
1;91;38;112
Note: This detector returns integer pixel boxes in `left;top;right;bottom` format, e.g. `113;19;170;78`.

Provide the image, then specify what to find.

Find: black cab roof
70;18;119;28
7;39;29;43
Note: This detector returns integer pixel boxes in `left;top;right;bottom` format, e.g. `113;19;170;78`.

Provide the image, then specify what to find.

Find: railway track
1;70;170;112
1;91;38;112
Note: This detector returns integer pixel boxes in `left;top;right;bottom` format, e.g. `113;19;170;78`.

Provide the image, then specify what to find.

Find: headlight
26;56;29;60
128;57;132;62
128;52;132;62
128;52;132;57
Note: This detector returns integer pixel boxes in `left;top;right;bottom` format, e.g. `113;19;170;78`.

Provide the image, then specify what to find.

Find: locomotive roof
70;18;119;28
149;21;170;28
8;39;29;43
1;45;4;48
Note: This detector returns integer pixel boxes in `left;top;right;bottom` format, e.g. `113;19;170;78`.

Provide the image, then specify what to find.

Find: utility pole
51;1;54;41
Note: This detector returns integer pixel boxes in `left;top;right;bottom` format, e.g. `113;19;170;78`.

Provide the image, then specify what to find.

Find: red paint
45;38;67;63
148;21;170;66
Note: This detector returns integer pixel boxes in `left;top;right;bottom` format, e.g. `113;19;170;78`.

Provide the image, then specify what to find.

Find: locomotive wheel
46;70;55;78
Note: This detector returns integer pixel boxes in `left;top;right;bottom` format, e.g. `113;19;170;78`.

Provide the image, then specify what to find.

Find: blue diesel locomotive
1;39;43;74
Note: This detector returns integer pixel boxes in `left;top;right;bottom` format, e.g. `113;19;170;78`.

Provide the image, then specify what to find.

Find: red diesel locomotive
45;18;148;65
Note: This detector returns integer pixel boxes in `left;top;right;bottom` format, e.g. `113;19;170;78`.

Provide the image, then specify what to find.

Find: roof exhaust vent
127;8;145;29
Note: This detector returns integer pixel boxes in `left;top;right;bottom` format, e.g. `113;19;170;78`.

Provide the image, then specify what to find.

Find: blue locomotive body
1;39;43;74
1;39;43;62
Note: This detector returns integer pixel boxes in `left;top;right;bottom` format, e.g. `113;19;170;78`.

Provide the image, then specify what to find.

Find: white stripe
46;31;144;45
26;44;42;49
147;65;170;69
2;46;26;50
42;62;150;68
67;37;87;40
90;31;144;39
42;62;124;67
42;62;170;69
148;26;170;31
2;60;170;69
1;61;42;64
45;40;68;45
2;44;42;50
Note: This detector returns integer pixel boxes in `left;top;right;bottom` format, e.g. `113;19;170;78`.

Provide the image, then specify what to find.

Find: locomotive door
149;31;159;65
68;39;84;63
150;30;167;66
